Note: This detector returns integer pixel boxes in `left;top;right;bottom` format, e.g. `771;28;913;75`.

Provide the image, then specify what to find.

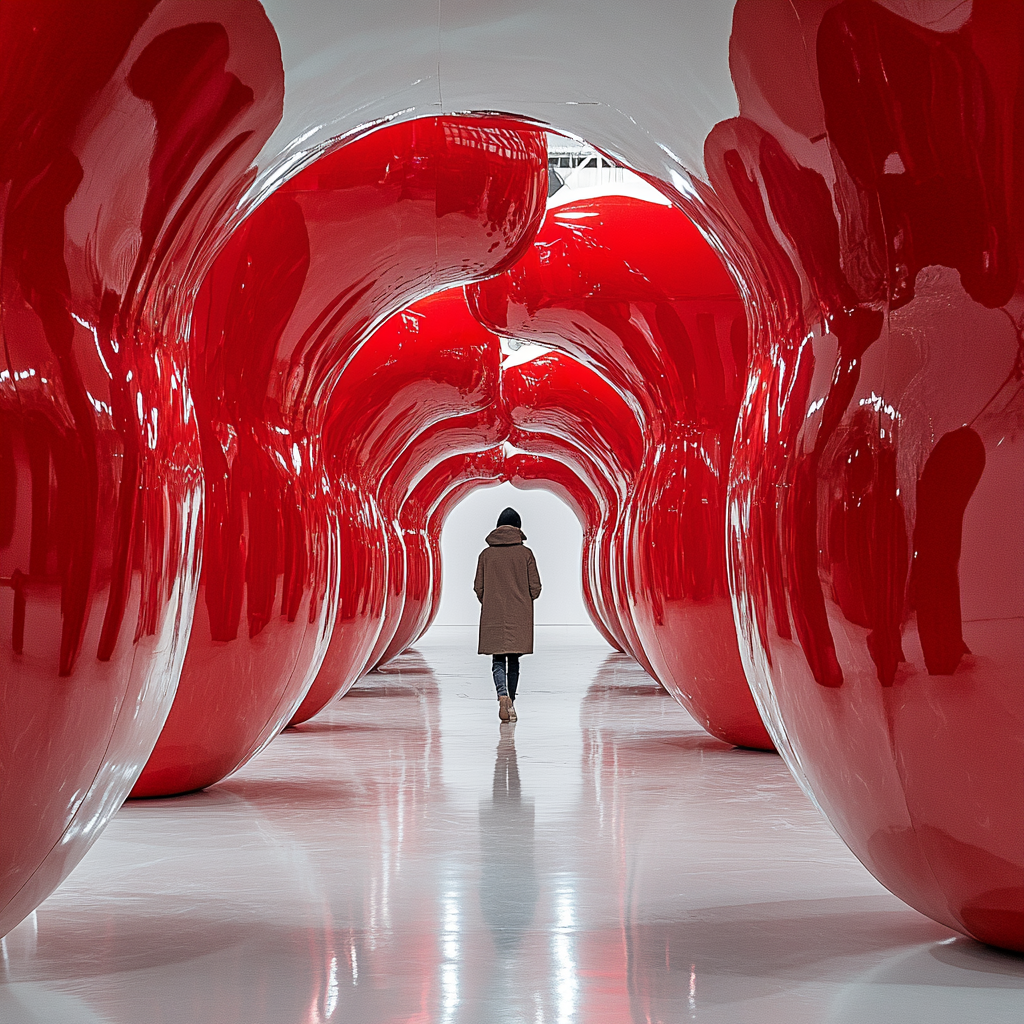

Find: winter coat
474;525;542;655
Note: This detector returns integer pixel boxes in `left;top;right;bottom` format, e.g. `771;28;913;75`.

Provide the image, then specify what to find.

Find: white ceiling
250;1;741;207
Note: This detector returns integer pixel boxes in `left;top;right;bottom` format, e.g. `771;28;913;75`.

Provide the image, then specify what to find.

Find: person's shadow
478;722;539;959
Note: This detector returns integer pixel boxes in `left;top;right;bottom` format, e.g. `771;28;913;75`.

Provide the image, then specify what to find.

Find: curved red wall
291;290;506;724
0;0;283;936
470;198;772;749
709;0;1024;950
502;351;645;664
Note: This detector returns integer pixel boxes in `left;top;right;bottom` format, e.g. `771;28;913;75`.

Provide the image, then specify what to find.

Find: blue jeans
491;654;520;702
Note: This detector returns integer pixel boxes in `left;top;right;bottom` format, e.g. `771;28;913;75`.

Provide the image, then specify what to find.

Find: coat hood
485;525;526;545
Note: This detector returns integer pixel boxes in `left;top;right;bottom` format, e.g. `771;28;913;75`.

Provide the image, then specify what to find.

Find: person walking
474;507;542;722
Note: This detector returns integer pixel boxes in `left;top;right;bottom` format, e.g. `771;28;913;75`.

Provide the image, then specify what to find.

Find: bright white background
431;481;588;626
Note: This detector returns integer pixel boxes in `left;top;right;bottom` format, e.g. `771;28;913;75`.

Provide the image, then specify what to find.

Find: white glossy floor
2;626;1021;1023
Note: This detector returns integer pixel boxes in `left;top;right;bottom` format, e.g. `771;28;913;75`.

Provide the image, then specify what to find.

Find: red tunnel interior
1;0;1021;956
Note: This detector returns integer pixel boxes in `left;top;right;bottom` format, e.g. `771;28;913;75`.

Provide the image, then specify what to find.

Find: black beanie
496;507;522;529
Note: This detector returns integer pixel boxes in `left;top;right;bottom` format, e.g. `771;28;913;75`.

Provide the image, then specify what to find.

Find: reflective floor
3;626;1021;1023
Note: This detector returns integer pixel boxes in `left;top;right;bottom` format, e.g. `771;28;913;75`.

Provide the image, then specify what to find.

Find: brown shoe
498;695;512;722
508;702;517;721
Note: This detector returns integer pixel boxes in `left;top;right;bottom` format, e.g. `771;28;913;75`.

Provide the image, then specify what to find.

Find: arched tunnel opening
432;481;588;632
1;0;1021;975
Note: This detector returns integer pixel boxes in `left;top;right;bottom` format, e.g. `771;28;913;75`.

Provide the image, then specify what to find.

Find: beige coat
474;526;542;654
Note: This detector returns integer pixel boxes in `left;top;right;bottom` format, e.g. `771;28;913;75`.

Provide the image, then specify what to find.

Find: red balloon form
291;291;505;724
469;197;771;748
132;117;549;795
0;0;283;935
290;474;388;724
383;427;504;666
712;0;1023;949
6;0;1019;962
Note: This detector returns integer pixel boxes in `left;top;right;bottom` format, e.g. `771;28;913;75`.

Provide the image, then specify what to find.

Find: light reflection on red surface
506;452;622;651
503;352;644;660
291;291;505;724
371;302;507;667
401;446;508;649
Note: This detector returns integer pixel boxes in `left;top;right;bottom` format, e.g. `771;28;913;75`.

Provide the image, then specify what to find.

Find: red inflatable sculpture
4;0;1020;962
379;412;505;666
506;452;620;651
371;313;508;665
417;447;507;639
714;0;1023;948
0;0;284;934
502;351;645;661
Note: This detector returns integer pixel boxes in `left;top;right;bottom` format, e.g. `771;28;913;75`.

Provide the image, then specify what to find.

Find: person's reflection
479;722;538;957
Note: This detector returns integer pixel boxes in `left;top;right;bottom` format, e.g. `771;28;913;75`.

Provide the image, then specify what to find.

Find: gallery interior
1;1;1022;1020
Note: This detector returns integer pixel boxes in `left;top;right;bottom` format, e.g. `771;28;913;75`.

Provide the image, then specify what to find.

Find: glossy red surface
469;197;771;748
285;475;387;727
515;425;640;661
714;0;1024;948
395;447;508;654
372;314;507;666
0;0;282;934
132;118;548;794
408;439;622;652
